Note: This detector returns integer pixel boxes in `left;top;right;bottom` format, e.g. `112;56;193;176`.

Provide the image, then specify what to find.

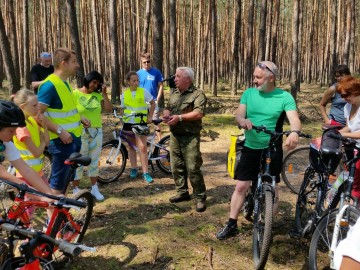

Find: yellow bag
227;134;245;179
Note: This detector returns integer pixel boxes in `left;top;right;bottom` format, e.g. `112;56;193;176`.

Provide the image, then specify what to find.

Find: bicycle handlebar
327;132;358;147
112;107;163;125
1;223;95;256
0;178;87;208
251;125;312;138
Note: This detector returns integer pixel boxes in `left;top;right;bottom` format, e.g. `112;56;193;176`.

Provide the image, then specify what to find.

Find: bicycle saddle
65;153;91;166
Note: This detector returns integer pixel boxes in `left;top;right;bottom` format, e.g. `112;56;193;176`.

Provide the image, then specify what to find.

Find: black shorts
235;146;283;183
123;123;147;131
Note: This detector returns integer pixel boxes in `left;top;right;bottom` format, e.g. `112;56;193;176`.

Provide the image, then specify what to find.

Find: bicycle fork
107;132;122;165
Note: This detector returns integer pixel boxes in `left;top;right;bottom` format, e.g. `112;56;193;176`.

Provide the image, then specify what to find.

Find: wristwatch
56;126;63;135
179;115;183;122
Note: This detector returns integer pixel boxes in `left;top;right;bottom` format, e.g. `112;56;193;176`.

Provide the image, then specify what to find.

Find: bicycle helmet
132;125;150;136
0;101;26;128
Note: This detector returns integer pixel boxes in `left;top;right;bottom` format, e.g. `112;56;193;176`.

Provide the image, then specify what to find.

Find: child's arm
147;99;155;124
36;113;50;146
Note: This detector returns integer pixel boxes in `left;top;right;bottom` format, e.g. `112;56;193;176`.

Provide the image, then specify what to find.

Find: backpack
227;134;245;179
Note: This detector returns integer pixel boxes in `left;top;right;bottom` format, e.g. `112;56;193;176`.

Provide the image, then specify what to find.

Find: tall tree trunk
66;0;85;87
169;0;176;75
0;7;20;94
195;0;203;85
142;0;151;53
290;0;300;101
343;0;352;65
245;0;255;87
91;0;101;72
8;0;20;86
231;0;241;96
271;0;280;63
153;0;164;106
210;0;217;96
109;0;120;103
258;0;267;61
23;0;30;88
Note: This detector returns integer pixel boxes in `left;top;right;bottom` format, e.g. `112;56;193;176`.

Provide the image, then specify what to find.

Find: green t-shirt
240;87;297;149
73;89;104;127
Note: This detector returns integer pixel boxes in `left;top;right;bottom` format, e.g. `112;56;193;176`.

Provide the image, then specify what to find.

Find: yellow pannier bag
227;133;245;179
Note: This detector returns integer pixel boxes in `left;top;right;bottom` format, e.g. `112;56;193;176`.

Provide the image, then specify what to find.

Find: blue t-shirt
137;67;163;99
38;80;72;109
240;87;297;149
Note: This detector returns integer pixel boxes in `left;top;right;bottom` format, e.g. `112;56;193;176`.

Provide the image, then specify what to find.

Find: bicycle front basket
319;129;343;174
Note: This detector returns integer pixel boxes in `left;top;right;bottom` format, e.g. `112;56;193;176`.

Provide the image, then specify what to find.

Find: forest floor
0;82;327;270
65;83;326;270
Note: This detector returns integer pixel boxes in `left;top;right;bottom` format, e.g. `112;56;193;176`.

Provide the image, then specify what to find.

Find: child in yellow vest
120;71;155;183
12;89;52;219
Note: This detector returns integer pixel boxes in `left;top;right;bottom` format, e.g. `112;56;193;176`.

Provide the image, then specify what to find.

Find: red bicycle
0;222;95;270
0;153;94;262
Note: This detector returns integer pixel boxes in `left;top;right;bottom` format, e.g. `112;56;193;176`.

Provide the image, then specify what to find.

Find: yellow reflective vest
123;88;148;123
13;117;44;173
41;74;82;139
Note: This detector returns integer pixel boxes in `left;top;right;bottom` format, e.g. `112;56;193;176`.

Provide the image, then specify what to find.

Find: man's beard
256;80;269;91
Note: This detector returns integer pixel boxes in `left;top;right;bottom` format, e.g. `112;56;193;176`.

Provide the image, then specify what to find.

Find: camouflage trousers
169;133;206;201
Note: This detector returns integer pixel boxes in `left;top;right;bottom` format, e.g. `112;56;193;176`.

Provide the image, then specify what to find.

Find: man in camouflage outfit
163;67;207;212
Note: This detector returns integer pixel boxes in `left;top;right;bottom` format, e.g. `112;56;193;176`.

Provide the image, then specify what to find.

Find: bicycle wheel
43;151;52;180
154;135;171;174
98;140;127;184
281;146;310;194
294;167;323;236
50;190;93;244
253;189;273;270
308;206;360;270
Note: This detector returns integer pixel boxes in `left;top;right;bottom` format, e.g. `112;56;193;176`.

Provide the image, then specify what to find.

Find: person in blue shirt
137;53;164;138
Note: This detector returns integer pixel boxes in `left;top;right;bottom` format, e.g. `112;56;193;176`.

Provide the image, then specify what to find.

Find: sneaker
130;168;138;179
216;222;239;240
91;184;105;201
73;186;80;195
143;173;153;183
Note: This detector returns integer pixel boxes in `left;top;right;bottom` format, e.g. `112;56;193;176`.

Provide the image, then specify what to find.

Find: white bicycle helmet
132;125;150;136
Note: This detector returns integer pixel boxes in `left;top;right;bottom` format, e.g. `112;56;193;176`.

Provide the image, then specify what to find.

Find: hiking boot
195;200;206;212
216;222;239;240
73;186;80;195
143;173;154;183
169;193;191;203
130;168;138;179
91;184;105;201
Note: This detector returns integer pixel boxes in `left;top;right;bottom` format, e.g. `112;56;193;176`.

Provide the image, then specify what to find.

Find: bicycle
98;108;171;184
0;222;95;270
241;125;311;270
282;125;345;194
291;127;344;238
0;153;94;262
308;134;360;270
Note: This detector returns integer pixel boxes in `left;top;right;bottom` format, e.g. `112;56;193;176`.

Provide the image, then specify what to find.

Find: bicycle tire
154;135;171;174
253;189;273;270
50;190;93;244
294;167;323;236
308;206;360;270
98;140;127;184
281;145;310;194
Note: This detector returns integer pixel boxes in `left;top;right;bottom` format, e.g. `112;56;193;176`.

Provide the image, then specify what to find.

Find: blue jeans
47;134;81;192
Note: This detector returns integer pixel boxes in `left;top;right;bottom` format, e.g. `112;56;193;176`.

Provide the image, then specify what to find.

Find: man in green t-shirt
216;61;302;240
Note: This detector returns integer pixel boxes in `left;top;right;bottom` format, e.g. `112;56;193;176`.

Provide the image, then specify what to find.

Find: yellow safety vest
123;88;148;123
13;117;44;173
41;74;82;139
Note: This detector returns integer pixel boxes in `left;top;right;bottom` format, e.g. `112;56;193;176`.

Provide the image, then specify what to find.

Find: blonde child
11;89;52;219
120;71;155;183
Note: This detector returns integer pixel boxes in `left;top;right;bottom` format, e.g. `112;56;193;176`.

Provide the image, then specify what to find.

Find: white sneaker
91;184;104;201
73;186;80;195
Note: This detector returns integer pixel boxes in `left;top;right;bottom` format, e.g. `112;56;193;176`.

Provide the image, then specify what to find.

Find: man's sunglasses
257;63;274;75
142;60;150;64
340;92;351;98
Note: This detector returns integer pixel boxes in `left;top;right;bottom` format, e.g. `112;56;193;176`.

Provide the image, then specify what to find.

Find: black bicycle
241;125;311;270
308;133;360;270
291;127;345;238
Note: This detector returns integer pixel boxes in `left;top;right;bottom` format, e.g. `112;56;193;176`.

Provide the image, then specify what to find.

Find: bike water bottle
326;170;348;205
